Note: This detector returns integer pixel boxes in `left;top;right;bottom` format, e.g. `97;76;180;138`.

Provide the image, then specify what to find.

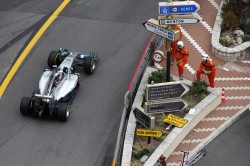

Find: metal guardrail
113;35;164;166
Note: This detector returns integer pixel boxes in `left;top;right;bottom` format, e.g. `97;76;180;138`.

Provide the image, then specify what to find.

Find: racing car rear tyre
57;103;70;121
48;51;60;68
84;57;96;74
20;97;32;116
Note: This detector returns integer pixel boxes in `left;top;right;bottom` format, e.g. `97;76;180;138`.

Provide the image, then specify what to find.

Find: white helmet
177;41;184;49
202;54;210;61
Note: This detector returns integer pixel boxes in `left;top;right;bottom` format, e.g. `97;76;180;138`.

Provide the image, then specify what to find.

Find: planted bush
148;70;173;84
132;143;149;159
240;17;250;34
221;11;239;31
190;80;209;97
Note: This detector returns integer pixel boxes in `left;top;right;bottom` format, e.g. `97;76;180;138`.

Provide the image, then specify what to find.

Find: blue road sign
159;1;200;15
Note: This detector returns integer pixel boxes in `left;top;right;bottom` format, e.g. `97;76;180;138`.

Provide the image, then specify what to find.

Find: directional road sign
159;17;200;25
143;18;180;41
159;1;200;15
133;107;155;129
136;129;163;138
163;114;188;128
146;81;189;101
145;99;188;114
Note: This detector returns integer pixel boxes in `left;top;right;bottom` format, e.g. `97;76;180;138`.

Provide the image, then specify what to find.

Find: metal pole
166;0;172;82
166;40;171;82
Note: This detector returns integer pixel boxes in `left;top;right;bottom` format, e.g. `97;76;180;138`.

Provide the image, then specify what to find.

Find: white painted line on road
184;63;196;74
167;163;179;166
171;151;184;156
222;67;230;71
226;96;250;100
181;139;203;144
193;128;216;132
202;117;230;121
215;77;250;81
217;86;250;90
241;60;250;64
216;106;244;110
207;0;219;9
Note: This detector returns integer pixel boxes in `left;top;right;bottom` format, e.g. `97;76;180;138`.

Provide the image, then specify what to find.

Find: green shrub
148;70;173;84
242;34;250;42
190;80;209;96
131;160;142;166
221;11;239;31
240;17;250;34
132;143;149;159
221;1;239;16
219;35;232;47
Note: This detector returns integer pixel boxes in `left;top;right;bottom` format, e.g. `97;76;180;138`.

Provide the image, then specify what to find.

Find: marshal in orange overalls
164;25;182;62
176;46;189;78
196;59;216;88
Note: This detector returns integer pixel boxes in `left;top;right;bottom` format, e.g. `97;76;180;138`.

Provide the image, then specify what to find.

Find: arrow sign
133;107;155;129
143;18;180;41
159;1;200;15
136;129;163;138
159;18;200;25
145;99;188;114
146;81;189;101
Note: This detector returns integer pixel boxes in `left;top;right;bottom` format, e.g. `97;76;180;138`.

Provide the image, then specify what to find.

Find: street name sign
159;17;199;25
146;81;189;101
136;129;163;138
133;107;155;129
163;114;188;128
145;99;187;114
159;1;200;15
143;18;180;41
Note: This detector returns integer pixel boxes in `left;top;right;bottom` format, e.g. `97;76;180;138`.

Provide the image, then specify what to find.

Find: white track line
181;139;203;144
216;106;244;110
207;0;219;9
215;77;250;81
226;96;250;100
193;128;216;132
193;13;213;33
184;63;196;74
202;117;230;121
217;86;250;90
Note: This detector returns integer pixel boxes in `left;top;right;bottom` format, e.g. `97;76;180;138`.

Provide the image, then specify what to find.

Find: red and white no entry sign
152;50;164;63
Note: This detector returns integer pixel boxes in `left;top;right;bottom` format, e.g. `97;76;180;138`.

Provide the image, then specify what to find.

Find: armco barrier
113;35;163;166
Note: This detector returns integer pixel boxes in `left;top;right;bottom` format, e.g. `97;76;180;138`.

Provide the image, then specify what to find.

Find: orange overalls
165;25;182;61
176;46;189;77
196;59;216;88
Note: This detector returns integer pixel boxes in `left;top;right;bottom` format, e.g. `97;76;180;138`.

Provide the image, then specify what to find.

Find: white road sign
143;19;180;41
152;50;164;63
159;18;199;25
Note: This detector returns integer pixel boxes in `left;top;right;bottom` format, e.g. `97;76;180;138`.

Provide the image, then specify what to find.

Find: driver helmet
202;54;210;61
59;48;69;56
177;41;184;49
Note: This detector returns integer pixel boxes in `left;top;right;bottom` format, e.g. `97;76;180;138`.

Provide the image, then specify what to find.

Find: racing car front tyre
20;97;32;116
84;57;97;74
48;51;60;68
57;103;70;121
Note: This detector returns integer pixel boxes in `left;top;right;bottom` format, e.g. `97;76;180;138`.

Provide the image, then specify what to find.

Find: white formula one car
20;48;98;121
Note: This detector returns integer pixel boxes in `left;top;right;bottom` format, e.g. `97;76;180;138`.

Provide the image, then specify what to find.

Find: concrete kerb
187;104;250;161
121;66;222;166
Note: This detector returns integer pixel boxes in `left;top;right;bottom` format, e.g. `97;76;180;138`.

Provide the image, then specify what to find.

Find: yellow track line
0;0;70;98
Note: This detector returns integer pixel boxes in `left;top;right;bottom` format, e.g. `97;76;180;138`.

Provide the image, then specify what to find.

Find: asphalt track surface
0;0;158;165
196;111;250;166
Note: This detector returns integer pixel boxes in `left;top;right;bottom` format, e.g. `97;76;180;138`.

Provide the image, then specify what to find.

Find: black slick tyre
57;103;70;121
48;51;60;68
20;97;32;116
84;57;96;74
